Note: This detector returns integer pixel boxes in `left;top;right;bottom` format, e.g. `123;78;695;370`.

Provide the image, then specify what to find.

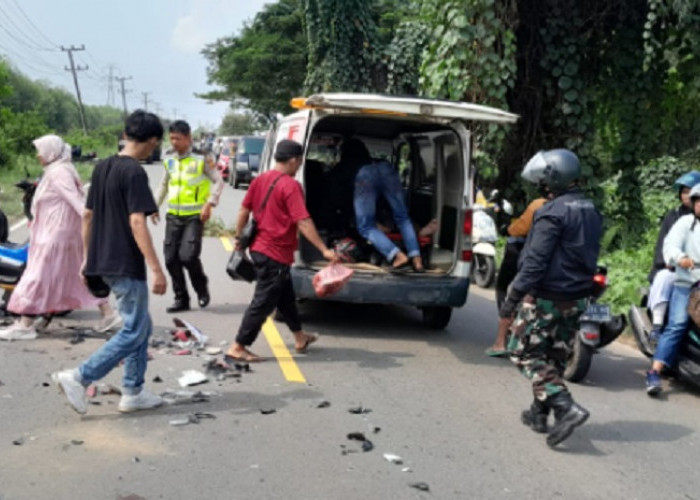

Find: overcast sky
0;0;270;129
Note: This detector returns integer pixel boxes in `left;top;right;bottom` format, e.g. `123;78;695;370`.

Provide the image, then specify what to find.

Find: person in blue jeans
52;110;168;415
646;183;700;396
352;141;423;272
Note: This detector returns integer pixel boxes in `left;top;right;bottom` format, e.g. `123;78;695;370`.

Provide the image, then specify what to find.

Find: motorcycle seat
0;242;29;262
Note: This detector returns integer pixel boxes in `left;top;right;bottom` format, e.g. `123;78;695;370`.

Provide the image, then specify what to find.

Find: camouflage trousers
507;296;587;401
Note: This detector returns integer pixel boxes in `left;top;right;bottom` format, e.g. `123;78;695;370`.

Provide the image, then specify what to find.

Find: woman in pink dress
0;135;121;340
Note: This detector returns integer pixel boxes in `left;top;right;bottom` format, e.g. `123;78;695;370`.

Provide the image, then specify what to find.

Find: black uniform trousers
236;251;302;346
164;213;208;303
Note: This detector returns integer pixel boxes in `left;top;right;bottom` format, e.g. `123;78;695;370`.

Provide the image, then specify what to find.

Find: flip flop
389;262;412;274
295;333;319;354
224;351;264;364
485;348;509;358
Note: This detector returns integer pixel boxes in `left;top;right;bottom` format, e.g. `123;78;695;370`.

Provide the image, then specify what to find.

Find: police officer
500;149;602;447
153;120;224;313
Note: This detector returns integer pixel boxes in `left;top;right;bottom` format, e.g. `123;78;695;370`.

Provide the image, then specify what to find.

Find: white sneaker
0;323;38;341
51;369;87;414
118;388;163;413
95;313;123;333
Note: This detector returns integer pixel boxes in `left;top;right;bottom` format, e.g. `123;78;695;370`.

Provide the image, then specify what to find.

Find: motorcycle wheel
563;337;594;382
472;255;495;288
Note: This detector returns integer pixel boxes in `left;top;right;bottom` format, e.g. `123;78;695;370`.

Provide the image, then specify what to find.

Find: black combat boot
545;391;589;447
521;398;549;433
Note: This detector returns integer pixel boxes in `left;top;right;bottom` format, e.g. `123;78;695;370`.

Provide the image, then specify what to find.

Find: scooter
472;189;512;288
629;287;700;388
563;266;627;382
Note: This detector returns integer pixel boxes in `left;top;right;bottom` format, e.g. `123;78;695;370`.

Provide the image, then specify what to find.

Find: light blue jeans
354;162;420;262
79;277;152;395
654;283;691;367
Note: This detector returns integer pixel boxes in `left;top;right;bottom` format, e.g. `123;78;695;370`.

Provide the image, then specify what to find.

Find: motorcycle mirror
488;189;499;201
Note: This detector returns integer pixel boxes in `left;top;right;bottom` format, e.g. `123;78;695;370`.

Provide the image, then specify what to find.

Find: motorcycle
563;266;627;382
629;287;700;388
471;189;512;288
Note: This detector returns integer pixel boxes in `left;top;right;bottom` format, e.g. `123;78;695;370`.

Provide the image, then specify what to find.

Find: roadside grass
204;216;236;237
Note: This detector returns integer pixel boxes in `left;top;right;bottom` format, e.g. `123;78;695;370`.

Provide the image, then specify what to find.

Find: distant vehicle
231;136;266;189
216;144;234;182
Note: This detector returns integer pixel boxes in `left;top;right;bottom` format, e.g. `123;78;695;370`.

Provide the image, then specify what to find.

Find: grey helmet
522;149;581;193
689;183;700;202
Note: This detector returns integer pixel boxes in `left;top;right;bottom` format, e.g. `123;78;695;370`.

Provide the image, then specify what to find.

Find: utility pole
141;91;151;111
115;76;132;119
106;65;116;107
61;45;88;135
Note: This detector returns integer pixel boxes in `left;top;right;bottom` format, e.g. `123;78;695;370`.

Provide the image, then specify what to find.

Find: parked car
256;93;517;328
231;136;266;189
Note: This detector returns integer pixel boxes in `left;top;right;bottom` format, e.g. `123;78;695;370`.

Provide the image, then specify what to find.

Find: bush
638;155;700;191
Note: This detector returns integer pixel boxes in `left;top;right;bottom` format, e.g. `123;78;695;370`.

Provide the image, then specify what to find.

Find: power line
0;5;55;52
115;75;133;118
8;0;59;49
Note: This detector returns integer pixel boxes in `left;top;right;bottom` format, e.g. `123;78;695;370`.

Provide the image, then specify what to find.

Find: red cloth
313;263;354;297
243;170;310;265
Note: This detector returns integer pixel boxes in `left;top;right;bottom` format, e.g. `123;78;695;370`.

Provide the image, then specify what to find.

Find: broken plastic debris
178;370;209;387
316;400;331;409
152;376;163;383
402;467;412;473
98;383;122;396
346;432;374;452
175;349;192;356
206;347;222;355
373;426;381;434
12;437;24;446
172;329;189;342
383;453;403;465
132;456;140;463
410;482;430;492
71;439;84;446
85;385;97;398
169;412;215;426
260;408;276;415
160;390;211;405
172;317;208;345
348;406;372;414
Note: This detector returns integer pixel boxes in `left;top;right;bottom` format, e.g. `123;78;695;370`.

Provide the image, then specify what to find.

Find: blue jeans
654;284;690;367
79;277;152;395
354;162;420;262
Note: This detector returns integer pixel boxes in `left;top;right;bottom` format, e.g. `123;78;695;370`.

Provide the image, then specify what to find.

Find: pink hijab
31;135;84;213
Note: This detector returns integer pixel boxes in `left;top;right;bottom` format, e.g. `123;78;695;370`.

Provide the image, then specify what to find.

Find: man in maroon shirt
226;140;336;362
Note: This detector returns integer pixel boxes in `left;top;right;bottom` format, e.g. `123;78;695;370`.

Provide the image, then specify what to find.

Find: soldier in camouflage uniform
500;149;602;448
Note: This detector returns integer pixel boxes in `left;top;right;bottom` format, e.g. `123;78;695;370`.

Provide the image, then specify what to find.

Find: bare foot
411;256;425;272
419;219;438;237
392;252;409;269
294;332;319;353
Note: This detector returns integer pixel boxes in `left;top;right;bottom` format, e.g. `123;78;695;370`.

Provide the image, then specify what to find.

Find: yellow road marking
262;317;307;383
220;236;234;252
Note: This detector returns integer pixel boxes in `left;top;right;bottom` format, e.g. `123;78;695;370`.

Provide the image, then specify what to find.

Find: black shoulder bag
226;173;283;282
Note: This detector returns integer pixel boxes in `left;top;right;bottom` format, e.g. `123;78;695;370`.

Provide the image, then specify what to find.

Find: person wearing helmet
646;171;700;344
500;149;603;447
645;183;700;396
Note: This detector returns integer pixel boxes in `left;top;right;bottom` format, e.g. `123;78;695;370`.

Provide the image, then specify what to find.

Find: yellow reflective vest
164;152;211;216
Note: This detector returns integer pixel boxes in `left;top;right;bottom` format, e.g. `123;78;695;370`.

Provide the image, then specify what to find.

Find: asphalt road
1;163;700;500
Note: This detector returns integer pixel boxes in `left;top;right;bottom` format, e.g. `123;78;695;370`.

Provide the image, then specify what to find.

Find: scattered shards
149;337;168;348
169;412;216;426
260;408;276;415
346;432;374;452
172;317;208;344
172;329;189;342
204;359;229;376
97;383;122;396
383;453;403;465
178;370;208;387
71;439;84;446
132;456;140;464
409;482;430;492
41;382;49;387
373;427;381;434
12;437;24;446
340;445;358;456
160;390;211;405
175;349;192;356
152;376;163;383
402;467;412;473
69;334;85;345
348;406;372;414
205;347;222;355
316;400;331;409
88;400;102;406
85;385;97;398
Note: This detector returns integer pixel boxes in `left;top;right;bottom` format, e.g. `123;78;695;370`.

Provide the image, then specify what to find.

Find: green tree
219;112;260;135
201;0;307;123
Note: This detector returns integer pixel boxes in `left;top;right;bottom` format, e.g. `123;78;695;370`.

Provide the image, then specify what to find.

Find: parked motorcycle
472;189;512;288
629;288;700;388
563;266;627;382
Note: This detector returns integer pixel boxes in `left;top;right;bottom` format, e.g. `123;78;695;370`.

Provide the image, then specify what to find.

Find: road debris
12;437;24;446
205;347;222;355
85;385;97;398
172;317;208;345
346;432;374;452
71;439;84;446
160;390;211;405
175;349;192;356
260;408;276;415
97;383;122;396
402;467;412;473
383;453;403;465
409;482;430;492
132;456;140;464
169;412;216;426
178;370;209;387
316;400;331;409
152;376;163;383
348;406;372;414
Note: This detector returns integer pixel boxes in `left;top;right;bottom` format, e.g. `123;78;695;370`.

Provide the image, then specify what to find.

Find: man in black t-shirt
52;110;168;415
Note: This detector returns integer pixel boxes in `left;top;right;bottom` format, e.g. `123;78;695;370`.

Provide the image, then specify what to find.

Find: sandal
224;350;264;363
295;333;319;353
